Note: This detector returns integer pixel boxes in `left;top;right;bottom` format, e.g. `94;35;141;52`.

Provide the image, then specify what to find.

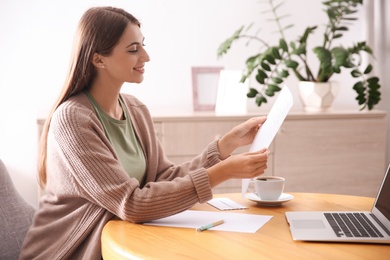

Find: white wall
0;0;387;206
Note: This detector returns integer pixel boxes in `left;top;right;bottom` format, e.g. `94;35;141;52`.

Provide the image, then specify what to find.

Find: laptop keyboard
324;213;384;238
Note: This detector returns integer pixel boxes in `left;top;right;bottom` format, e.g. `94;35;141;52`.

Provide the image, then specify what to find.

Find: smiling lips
134;66;145;74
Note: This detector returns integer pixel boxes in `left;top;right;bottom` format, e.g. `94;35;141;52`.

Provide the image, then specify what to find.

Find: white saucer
245;193;294;206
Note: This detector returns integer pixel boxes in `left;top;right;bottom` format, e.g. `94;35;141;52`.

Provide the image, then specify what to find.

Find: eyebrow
126;38;145;48
126;42;140;48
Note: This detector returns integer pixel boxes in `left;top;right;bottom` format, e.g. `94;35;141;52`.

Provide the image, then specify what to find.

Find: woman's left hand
217;116;267;159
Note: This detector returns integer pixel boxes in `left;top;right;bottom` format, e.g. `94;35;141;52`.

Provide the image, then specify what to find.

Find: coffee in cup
253;176;285;200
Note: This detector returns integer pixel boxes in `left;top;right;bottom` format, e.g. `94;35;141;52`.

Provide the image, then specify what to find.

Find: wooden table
101;193;390;259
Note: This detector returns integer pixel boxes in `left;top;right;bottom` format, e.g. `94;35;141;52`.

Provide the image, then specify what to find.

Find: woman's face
101;22;150;84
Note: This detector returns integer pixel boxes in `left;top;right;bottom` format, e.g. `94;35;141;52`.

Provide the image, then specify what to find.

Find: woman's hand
217;117;267;159
207;148;269;188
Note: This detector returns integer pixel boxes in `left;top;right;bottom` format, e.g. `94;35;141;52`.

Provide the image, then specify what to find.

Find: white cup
252;176;285;200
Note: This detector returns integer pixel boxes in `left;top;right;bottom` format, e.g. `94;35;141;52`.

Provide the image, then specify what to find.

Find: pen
196;220;225;232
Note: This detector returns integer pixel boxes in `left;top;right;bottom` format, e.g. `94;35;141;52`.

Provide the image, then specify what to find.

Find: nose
141;47;150;63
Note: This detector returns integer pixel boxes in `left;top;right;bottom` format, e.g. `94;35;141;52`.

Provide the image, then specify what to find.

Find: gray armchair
0;159;36;260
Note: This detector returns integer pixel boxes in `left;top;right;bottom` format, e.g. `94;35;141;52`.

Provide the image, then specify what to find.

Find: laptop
285;163;390;244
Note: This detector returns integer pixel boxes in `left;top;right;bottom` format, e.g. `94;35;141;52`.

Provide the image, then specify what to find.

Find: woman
20;6;269;259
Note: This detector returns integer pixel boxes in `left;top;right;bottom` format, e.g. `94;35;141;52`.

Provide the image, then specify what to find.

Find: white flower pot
298;81;340;112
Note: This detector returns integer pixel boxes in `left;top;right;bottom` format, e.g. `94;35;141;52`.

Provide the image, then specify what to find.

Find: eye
128;47;138;53
127;43;146;53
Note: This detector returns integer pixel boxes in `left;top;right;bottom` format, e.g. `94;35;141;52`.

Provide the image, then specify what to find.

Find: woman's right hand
207;148;269;188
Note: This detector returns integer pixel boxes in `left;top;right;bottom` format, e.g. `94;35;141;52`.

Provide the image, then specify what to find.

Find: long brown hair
38;7;140;188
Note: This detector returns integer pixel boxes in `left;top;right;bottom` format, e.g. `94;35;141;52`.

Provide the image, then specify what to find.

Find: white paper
242;86;293;197
144;210;272;233
207;198;248;210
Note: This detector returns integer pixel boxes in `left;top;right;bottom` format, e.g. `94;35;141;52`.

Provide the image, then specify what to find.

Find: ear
92;53;105;69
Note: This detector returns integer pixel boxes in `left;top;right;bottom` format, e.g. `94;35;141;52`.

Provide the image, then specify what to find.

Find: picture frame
191;66;223;111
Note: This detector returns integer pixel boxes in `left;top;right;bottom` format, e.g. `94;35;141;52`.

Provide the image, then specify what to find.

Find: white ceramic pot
298;81;340;112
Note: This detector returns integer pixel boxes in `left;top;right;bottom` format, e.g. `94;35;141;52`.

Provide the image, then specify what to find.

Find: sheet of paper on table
242;86;293;197
207;197;248;210
144;210;273;233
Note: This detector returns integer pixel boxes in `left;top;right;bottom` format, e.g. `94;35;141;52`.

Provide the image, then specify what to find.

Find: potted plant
217;0;381;111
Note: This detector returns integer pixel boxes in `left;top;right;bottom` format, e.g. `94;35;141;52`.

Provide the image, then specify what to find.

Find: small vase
298;81;340;112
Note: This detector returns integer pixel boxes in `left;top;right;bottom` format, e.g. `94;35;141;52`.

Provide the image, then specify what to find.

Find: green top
85;91;146;183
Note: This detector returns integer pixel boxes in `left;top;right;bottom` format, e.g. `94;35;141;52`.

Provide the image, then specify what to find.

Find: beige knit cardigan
20;92;220;259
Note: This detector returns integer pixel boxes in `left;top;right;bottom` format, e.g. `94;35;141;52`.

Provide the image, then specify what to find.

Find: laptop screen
375;164;390;219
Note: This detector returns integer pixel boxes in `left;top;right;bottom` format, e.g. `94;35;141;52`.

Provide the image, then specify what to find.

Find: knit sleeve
48;95;214;223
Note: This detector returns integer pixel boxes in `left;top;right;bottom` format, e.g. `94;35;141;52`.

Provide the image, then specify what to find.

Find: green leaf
255;69;268;84
264;84;282;97
283;24;294;31
299;26;317;44
272;47;281;59
336;26;348;31
292;43;307;55
244;54;262;78
332;47;348;68
367;76;380;84
255;74;265;84
217;26;244;58
290;42;296;49
351;69;361;77
245;54;261;70
239;74;246;83
313;46;332;81
272;77;283;84
350;42;373;56
368;89;381;97
343;17;359;21
279;39;288;52
367;87;381;109
364;64;373;74
255;95;267;106
245;55;258;64
264;85;279;96
353;81;364;93
265;89;275;97
371;85;380;91
313;47;332;68
268;84;282;92
285;59;299;68
265;54;276;65
261;61;271;71
278;69;289;78
355;94;366;105
247;88;259;98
